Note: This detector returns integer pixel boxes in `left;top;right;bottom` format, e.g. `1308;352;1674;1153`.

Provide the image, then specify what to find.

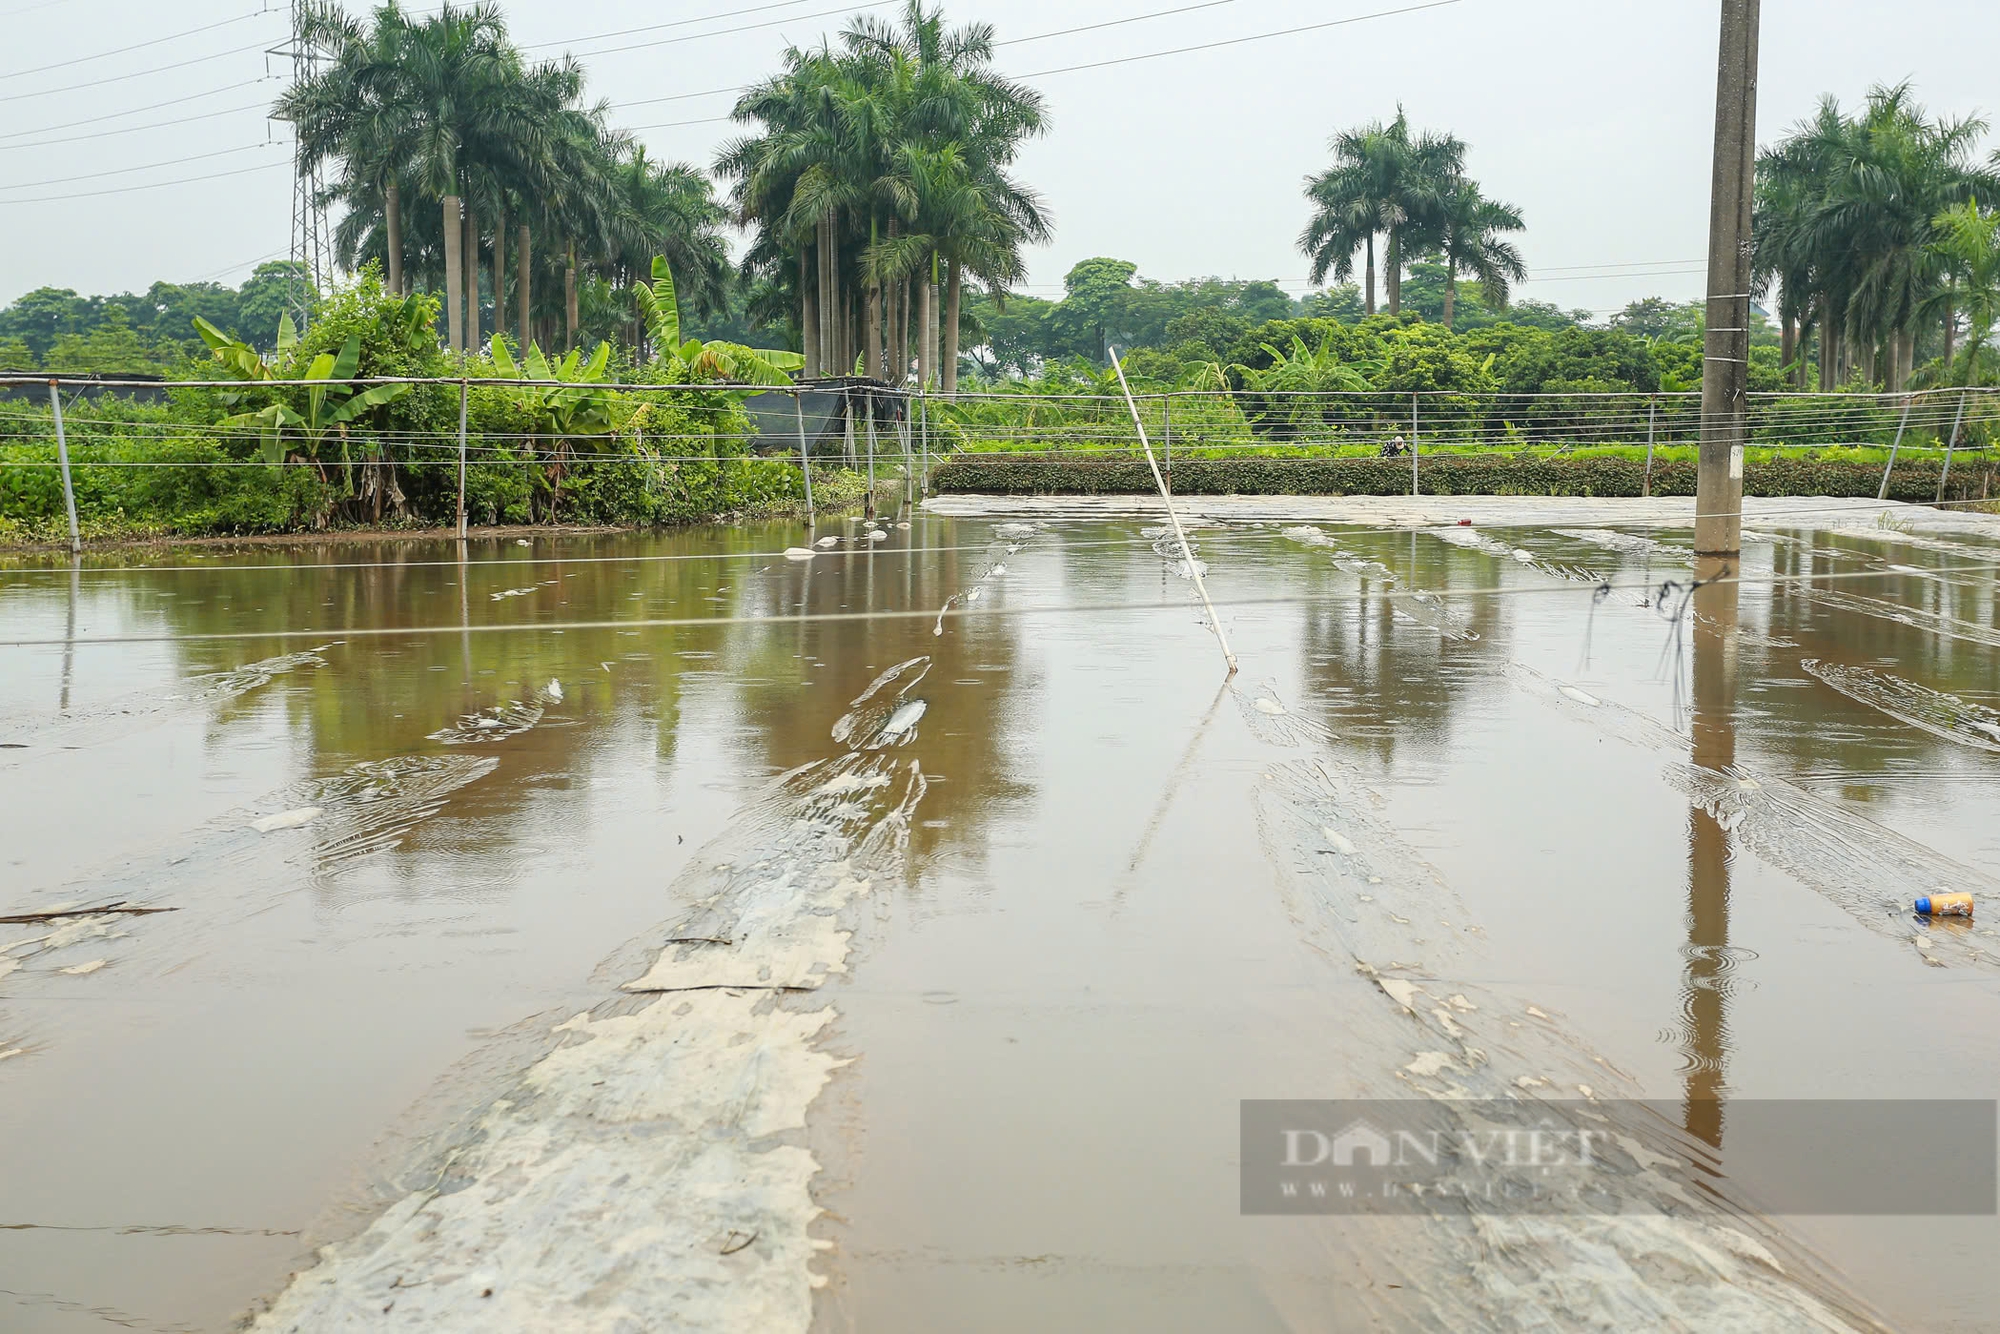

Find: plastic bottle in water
1914;893;1974;917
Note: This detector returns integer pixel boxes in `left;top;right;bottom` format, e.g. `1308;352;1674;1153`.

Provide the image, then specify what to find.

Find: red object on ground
1457;519;1472;526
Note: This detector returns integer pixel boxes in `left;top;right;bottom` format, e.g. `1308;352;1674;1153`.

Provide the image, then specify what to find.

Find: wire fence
3;374;1997;552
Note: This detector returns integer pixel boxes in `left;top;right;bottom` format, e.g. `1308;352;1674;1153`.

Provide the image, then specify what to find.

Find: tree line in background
1;0;1997;404
1756;83;2000;390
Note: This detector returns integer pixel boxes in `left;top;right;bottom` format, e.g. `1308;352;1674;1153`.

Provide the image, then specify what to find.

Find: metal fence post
46;380;81;554
843;389;856;469
455;376;469;539
1936;390;1969;504
901;398;914;508
1878;392;1915;501
919;393;929;497
795;388;815;527
1410;392;1420;496
1642;399;1658;498
1162;392;1172;490
864;392;878;521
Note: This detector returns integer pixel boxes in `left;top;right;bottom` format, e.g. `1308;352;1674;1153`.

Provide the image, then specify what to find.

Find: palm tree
1758;85;1997;389
278;3;416;295
1300;110;1464;316
719;2;1047;389
1922;198;2000;385
1429;181;1526;329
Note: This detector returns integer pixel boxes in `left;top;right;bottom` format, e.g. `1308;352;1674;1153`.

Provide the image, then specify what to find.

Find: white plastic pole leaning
1936;390;1969;505
46;380;81;554
1108;346;1238;676
1878;393;1915;501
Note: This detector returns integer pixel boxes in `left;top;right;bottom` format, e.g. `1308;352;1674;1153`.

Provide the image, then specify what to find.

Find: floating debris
250;807;323;834
1802;659;2000;752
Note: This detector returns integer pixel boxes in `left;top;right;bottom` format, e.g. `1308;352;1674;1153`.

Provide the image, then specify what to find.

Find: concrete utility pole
1696;0;1761;560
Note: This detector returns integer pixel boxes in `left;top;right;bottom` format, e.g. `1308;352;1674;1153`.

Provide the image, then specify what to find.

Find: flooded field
3;495;1998;1332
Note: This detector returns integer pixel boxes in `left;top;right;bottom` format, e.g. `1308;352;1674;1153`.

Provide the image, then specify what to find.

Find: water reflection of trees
719;520;1038;869
1746;531;2000;793
48;522;1040;880
1289;528;1513;767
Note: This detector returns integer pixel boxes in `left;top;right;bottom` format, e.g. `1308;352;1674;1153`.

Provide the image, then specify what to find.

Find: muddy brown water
1;504;1997;1331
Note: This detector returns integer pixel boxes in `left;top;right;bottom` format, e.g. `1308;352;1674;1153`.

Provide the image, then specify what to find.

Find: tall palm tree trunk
1780;315;1797;385
464;203;481;351
817;217;836;377
1385;229;1402;315
516;224;530;348
896;278;912;386
1818;298;1834;390
384;178;403;296
800;248;818;377
943;259;963;396
1442;272;1457;329
867;284;883;382
1364;234;1377;316
927;269;941;391
1942;278;1957;368
494;204;507;343
564;242;579;351
442;195;464;353
917;272;932;389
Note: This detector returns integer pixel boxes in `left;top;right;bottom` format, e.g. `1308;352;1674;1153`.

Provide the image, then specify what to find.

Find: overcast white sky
1;0;1994;317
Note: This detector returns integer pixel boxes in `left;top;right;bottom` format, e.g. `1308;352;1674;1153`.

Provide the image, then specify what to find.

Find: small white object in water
514;539;531;547
1321;826;1357;856
545;679;563;702
59;959;106;976
815;536;841;548
782;548;816;561
1558;685;1602;707
252;807;323;833
897;522;911;530
867;530;888;542
877;699;928;739
1512;549;1535;563
1254;698;1286;716
989;565;1007;577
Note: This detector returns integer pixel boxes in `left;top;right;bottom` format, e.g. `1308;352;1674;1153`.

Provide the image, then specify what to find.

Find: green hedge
932;453;1999;502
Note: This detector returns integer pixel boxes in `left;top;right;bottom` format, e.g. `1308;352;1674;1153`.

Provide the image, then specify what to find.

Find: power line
0;78;270;141
1014;0;1466;79
0;36;275;104
0;99;273;153
0;142;277;192
518;0;830;53
0;8;267;82
0;159;285;205
994;0;1242;48
560;0;899;63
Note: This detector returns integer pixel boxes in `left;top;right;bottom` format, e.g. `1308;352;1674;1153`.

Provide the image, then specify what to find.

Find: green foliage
632;256;805;386
932;453;1998;502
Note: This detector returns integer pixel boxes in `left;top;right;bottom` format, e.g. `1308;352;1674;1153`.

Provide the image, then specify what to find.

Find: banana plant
489;338;616;435
193;312;295;381
194;317;409;464
633;256;805;386
489;337;618;521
